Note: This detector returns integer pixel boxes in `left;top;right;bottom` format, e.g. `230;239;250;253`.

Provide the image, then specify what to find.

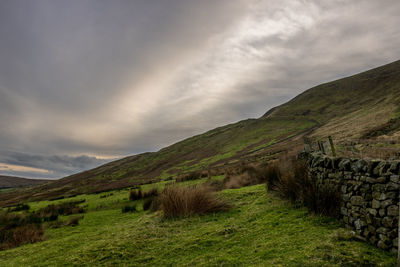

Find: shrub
224;173;252;189
264;163;282;191
150;198;160;212
303;182;341;217
142;188;159;198
8;204;30;212
222;163;278;190
159;185;230;218
0;212;41;228
142;197;161;212
276;160;308;203
0;200;88;250
0;212;43;250
0;224;43;250
64;215;84;226
265;158;341;218
176;171;202;182
37;200;85;221
129;189;142;201
129;187;158;201
203;179;224;191
121;204;137;213
43;214;59;222
143;198;153;211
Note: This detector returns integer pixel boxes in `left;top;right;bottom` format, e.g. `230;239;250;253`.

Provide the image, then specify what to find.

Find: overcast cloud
1;0;400;179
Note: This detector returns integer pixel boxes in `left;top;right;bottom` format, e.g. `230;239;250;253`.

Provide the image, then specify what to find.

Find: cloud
0;151;111;179
0;162;51;176
1;0;400;178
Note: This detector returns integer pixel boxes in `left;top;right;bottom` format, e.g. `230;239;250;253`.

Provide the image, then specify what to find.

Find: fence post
328;136;336;157
319;141;326;154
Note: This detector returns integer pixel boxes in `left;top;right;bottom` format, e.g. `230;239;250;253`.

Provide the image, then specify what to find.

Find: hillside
266;60;400;140
0;175;48;189
1;60;400;206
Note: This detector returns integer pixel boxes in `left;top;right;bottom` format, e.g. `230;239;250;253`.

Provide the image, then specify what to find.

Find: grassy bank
0;184;395;266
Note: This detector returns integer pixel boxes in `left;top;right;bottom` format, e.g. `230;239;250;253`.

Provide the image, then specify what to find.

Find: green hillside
266;60;400;122
1;60;400;206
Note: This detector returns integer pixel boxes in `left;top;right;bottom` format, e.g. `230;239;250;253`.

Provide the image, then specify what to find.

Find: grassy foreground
0;184;396;266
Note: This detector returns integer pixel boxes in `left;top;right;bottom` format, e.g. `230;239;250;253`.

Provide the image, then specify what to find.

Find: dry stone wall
304;152;399;252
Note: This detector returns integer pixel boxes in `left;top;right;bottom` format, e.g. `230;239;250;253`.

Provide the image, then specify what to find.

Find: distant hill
1;59;400;206
0;175;49;189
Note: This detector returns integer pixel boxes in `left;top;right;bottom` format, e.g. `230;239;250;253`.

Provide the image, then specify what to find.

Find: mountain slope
265;60;400;140
1;59;400;206
265;60;400;121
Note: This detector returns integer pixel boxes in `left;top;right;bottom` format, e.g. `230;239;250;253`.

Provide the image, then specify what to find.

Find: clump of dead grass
159;185;231;218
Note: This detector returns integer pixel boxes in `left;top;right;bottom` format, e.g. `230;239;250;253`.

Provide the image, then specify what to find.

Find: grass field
0;184;396;266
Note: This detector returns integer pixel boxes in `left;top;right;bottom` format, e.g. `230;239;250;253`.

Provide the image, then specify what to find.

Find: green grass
18;175;225;213
0;185;395;266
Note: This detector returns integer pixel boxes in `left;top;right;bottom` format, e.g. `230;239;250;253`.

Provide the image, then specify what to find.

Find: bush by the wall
264;162;282;191
265;158;341;218
303;182;341;217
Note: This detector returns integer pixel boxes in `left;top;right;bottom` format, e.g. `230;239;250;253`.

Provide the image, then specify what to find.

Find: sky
1;0;400;179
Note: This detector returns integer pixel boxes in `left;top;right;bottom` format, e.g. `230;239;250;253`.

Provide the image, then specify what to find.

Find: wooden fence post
328;136;336;157
319;141;326;154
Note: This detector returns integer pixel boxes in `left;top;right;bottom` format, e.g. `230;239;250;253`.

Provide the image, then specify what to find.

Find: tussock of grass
129;187;159;201
159;185;231;218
